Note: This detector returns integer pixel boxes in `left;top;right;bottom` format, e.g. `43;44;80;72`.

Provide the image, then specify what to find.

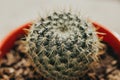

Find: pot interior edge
0;22;120;59
0;22;31;57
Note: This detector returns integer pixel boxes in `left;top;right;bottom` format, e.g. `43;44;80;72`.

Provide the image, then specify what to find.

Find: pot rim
0;22;120;58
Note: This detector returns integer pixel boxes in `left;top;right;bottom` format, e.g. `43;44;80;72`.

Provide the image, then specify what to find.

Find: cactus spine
26;11;103;80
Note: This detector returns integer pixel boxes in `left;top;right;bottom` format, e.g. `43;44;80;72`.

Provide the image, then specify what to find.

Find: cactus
26;11;103;80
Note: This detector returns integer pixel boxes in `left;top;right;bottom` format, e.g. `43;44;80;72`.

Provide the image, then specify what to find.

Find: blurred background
0;0;120;41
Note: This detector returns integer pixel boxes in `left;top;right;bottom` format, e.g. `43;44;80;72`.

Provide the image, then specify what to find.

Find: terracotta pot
0;22;120;60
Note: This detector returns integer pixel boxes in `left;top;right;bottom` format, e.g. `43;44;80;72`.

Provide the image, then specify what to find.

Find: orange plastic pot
0;22;120;59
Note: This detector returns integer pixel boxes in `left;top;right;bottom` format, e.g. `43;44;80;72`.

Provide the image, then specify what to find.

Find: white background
0;0;120;41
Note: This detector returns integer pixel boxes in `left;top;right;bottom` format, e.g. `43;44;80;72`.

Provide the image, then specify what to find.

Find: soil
0;40;120;80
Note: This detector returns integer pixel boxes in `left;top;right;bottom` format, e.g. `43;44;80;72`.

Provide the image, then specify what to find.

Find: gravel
0;40;120;80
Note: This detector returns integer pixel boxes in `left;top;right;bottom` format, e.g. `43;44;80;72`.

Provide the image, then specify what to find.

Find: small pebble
111;60;117;65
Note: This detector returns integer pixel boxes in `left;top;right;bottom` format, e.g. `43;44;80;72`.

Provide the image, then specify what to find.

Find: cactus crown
26;11;102;80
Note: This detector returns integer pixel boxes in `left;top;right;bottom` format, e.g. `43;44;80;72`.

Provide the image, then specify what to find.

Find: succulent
26;11;103;80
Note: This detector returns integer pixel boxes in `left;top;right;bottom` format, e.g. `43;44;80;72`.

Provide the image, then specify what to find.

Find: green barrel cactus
26;11;103;80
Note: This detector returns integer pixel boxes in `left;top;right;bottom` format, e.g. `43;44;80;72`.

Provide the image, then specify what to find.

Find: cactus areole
26;12;103;80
